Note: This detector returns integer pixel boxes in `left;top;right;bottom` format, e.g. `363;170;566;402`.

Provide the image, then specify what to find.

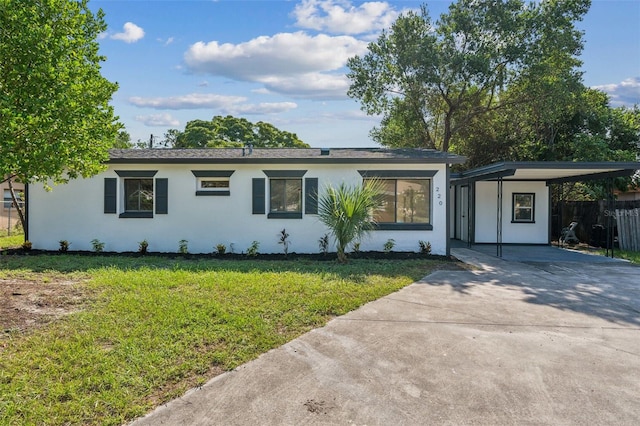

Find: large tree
347;0;590;153
0;0;119;228
171;115;309;148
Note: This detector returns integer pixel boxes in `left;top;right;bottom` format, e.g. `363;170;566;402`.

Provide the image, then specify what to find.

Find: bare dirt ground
1;277;89;341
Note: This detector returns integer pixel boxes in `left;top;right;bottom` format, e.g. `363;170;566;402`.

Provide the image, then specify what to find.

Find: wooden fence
616;209;640;251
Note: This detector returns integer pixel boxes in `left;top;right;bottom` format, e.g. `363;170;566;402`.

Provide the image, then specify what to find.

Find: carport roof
452;161;640;184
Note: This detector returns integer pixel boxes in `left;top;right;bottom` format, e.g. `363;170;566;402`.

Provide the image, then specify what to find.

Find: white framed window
192;170;234;196
512;193;535;223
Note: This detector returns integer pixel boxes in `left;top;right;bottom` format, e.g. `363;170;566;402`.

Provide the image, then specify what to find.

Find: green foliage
0;255;448;425
352;242;361;254
383;239;396;253
317;180;384;262
318;234;330;255
0;233;23;249
59;240;70;253
171;115;309;148
347;0;591;153
278;229;290;256
216;243;226;255
247;241;260;256
178;240;189;254
112;130;133;148
138;240;149;254
0;0;119;185
91;239;104;253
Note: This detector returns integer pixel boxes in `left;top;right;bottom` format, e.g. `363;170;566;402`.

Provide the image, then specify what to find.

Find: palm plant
317;179;383;262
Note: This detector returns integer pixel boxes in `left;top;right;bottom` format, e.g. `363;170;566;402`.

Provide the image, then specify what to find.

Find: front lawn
0;254;453;425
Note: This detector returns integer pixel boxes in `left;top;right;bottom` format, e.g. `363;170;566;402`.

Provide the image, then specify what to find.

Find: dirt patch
1;277;89;338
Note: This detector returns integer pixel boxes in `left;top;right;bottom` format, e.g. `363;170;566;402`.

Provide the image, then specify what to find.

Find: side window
109;170;163;218
124;179;154;212
270;178;302;214
192;170;234;196
512;193;535;223
366;178;431;224
359;170;437;230
262;170;307;219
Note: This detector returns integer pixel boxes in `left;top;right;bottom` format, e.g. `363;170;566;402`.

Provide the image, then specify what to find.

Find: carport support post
606;177;615;258
497;177;503;258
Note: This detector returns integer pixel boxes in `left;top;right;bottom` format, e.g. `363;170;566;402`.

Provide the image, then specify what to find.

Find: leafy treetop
0;0;119;185
170;115;309;148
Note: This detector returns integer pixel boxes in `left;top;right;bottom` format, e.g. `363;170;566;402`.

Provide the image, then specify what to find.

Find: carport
450;161;640;257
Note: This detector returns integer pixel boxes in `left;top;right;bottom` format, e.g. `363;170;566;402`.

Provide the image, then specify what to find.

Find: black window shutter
305;177;318;214
252;178;265;214
104;178;117;214
155;178;168;214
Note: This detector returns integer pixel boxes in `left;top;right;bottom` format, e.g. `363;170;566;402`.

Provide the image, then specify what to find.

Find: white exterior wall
474;181;549;244
28;162;450;255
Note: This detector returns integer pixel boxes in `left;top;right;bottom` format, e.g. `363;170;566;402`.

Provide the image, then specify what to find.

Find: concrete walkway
130;250;640;425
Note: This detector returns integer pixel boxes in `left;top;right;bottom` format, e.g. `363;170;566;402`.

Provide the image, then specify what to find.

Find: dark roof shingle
108;147;466;164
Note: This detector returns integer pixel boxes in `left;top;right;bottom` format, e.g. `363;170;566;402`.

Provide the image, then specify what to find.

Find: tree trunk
442;115;452;152
7;179;26;236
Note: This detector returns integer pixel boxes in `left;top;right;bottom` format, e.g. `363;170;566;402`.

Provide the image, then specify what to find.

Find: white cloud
111;22;145;43
260;72;351;99
183;31;367;98
292;0;405;35
128;93;247;109
593;77;640;107
185;32;366;77
134;113;180;127
221;102;298;115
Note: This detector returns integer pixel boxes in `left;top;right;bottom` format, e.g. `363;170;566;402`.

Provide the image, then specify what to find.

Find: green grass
598;248;640;264
0;254;452;425
0;233;23;249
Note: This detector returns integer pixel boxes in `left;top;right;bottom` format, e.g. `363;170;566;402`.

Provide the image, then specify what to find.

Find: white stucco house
27;147;465;255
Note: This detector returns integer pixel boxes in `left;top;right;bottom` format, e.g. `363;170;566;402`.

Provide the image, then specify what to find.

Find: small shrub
383;238;396;253
216;243;226;255
247;241;259;256
138;239;149;254
58;240;70;253
278;229;290;256
352;242;361;254
91;239;104;253
318;234;330;255
22;240;32;251
419;240;431;255
178;239;189;254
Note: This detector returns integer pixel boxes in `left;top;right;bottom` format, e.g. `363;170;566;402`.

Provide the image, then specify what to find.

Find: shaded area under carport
451;241;627;263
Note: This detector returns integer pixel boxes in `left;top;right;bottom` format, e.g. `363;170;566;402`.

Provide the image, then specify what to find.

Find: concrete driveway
130;249;640;425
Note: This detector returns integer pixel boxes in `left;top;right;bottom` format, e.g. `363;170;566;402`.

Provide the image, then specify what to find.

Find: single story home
27;148;465;255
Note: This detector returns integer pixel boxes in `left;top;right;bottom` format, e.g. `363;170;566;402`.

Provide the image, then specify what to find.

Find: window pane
514;194;533;208
396;179;429;223
270;179;301;213
125;179;153;212
370;180;395;223
284;179;301;212
514;207;532;221
270;180;286;212
201;179;229;189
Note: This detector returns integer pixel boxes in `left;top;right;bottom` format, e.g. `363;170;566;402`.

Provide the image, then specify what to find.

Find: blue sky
92;0;640;148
